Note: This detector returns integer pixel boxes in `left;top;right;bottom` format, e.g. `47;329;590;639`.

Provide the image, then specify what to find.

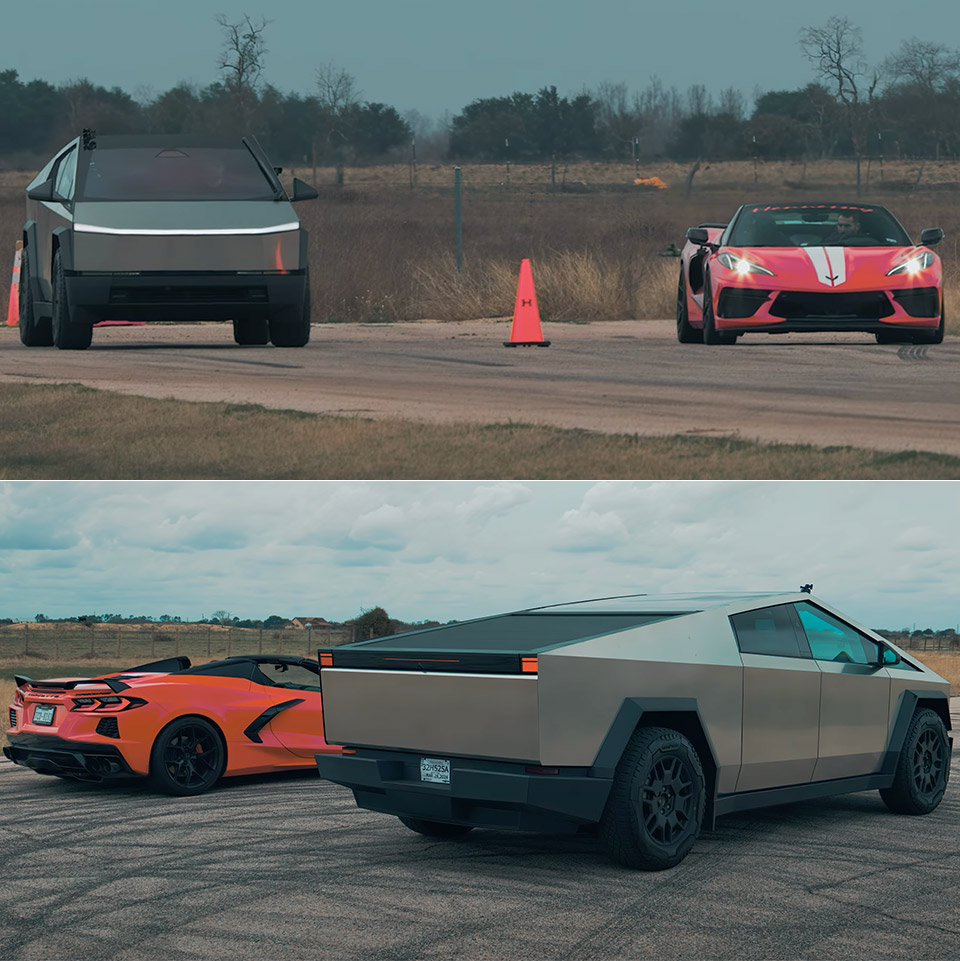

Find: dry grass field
2;160;958;327
2;382;960;478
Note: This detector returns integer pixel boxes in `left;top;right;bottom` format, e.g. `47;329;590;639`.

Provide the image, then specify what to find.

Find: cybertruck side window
794;602;879;665
53;147;78;202
730;604;811;658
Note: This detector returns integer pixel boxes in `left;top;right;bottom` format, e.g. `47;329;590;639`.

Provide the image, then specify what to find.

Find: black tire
148;716;226;796
879;708;950;815
269;271;311;347
233;318;270;345
913;300;945;345
17;247;53;347
676;269;703;344
599;726;705;870
875;329;912;345
701;275;737;345
398;816;474;838
51;251;92;350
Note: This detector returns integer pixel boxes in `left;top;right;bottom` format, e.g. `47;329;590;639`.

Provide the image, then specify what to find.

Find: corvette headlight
887;251;935;276
717;252;776;276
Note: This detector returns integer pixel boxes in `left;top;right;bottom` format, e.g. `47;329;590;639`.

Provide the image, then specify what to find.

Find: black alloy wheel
149;717;226;796
701;275;737;345
879;708;950;815
51;250;92;350
599;726;705;870
676;269;703;344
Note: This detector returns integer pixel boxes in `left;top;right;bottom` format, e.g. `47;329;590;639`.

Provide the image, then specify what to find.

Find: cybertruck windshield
727;204;912;247
76;140;279;202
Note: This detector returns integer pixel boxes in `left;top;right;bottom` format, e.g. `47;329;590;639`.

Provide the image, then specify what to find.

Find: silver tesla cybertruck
18;129;318;350
314;592;952;870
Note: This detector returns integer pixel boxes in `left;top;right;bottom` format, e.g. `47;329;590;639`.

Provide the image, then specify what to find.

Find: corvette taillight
13;688;23;707
71;695;147;713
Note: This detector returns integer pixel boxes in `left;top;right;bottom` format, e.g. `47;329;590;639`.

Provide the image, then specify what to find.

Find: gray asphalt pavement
1;700;958;961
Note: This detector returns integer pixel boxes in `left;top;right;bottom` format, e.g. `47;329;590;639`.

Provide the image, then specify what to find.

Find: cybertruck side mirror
27;180;56;202
291;177;319;202
877;645;901;667
920;227;944;246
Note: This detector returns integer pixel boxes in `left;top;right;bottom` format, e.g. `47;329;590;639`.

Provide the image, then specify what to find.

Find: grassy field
2;382;960;479
3;651;956;751
2;160;959;327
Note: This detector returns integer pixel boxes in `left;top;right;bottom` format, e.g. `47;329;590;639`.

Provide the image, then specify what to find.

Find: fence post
227;632;231;656
55;629;60;661
279;631;284;655
23;624;28;656
258;627;263;654
90;628;94;657
207;629;211;657
175;632;180;656
453;167;463;272
307;628;312;656
116;627;121;659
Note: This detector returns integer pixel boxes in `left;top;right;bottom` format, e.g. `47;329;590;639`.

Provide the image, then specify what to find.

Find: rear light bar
70;696;147;713
318;649;540;675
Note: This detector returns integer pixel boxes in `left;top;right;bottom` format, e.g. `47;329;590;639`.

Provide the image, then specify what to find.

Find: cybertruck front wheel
600;726;705;870
51;251;92;350
149;716;226;796
269;272;311;348
398;816;473;838
879;708;950;815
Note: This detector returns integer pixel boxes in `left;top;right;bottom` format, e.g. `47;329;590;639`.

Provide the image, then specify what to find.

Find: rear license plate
420;757;450;784
32;705;55;726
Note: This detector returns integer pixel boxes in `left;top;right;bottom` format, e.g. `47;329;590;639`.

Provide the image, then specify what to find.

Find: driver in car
823;212;868;244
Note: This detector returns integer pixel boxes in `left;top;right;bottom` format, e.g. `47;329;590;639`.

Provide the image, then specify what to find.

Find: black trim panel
243;698;305;743
4;732;137;779
714;773;893;816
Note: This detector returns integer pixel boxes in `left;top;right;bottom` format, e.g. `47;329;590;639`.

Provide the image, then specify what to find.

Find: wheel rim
162;725;220;788
638;754;695;845
912;729;946;798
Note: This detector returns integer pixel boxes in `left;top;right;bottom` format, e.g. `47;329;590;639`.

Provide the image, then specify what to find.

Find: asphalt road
1;699;958;961
2;320;960;455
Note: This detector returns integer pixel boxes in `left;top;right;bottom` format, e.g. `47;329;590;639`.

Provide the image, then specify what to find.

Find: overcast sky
0;481;957;630
3;0;958;120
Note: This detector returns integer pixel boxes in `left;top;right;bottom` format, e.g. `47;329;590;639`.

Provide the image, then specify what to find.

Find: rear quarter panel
537;609;743;792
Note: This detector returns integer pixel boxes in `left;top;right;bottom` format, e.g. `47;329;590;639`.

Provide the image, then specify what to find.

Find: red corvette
677;203;944;345
4;655;340;795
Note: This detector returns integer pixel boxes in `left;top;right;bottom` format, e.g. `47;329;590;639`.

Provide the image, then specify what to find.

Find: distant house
291;617;332;630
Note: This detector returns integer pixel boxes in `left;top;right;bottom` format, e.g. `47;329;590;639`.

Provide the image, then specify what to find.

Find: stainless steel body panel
73;229;300;273
538;610;743;792
737;654;820;791
813;663;891;780
320;669;540;761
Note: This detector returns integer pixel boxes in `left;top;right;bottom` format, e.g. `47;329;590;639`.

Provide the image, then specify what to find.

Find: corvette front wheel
149;717;226;796
701;276;737;346
676;269;702;344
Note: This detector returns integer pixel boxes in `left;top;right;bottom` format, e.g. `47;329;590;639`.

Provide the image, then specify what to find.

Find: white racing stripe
74;222;300;236
802;247;846;286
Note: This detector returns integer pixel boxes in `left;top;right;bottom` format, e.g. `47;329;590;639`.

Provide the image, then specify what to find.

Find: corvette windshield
728;204;911;247
76;145;278;201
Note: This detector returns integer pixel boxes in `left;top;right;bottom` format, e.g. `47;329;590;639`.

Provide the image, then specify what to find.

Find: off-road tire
879;708;950;815
51;251;92;350
149;716;226;796
269;272;311;348
233;318;270;345
676;269;702;344
599;726;705;870
17;247;53;346
701;275;737;345
398;816;474;838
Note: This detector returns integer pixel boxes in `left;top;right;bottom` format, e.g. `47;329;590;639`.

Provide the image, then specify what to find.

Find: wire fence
0;624;354;664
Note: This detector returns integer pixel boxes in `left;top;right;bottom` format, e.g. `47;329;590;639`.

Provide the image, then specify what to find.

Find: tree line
0;17;958;165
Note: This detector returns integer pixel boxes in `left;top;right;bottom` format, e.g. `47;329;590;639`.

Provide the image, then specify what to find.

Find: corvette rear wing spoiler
13;674;128;692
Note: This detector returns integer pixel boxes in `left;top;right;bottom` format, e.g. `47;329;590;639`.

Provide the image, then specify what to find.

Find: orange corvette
4;655;340;795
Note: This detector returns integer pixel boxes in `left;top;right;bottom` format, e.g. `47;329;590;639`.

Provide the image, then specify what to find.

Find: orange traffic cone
6;241;21;327
503;258;550;347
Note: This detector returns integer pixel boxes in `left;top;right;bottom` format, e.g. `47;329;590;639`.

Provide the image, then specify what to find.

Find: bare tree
215;13;270;129
884;37;960;92
314;62;360;168
799;16;878;194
